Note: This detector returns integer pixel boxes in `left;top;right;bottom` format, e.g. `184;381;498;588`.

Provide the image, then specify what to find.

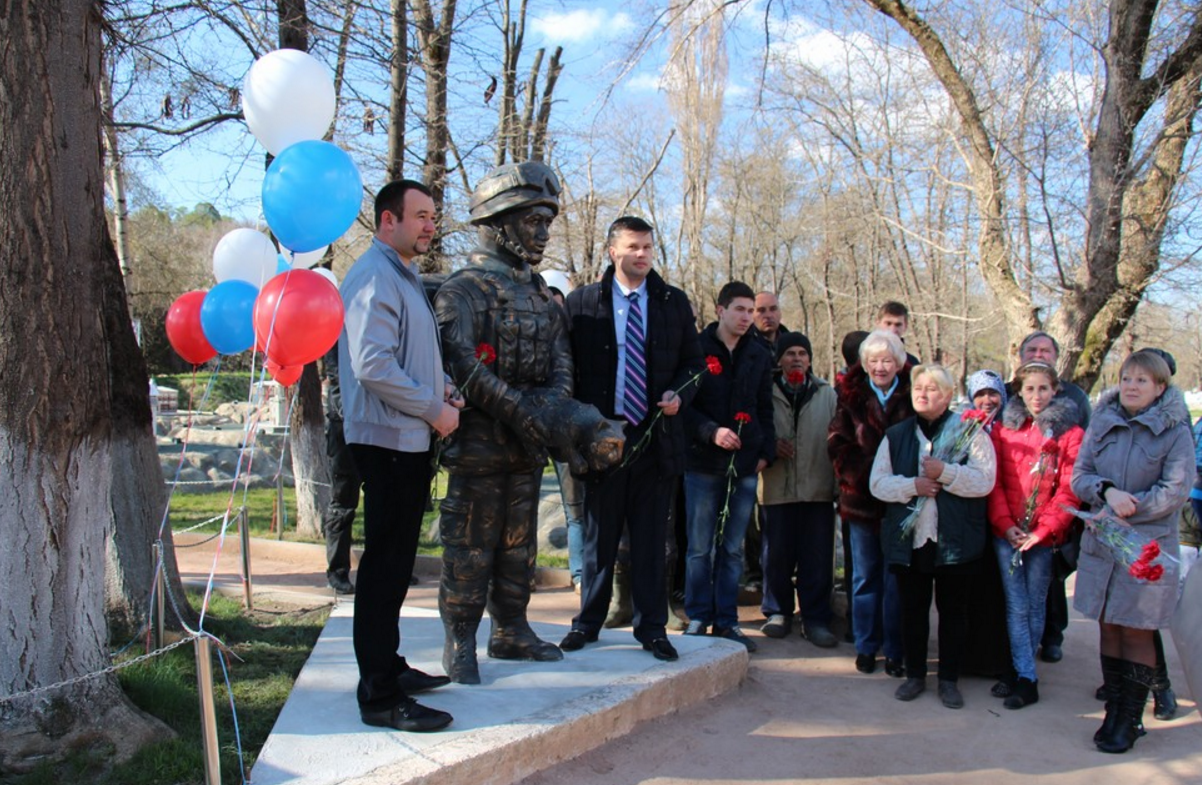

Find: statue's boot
487;616;564;661
442;619;482;684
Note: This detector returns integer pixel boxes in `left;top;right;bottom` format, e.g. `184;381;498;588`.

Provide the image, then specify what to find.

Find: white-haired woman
869;364;996;709
828;330;913;677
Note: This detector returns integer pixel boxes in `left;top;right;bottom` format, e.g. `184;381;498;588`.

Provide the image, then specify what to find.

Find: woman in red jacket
988;362;1085;709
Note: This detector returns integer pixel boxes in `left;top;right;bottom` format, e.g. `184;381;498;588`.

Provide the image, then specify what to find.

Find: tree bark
1074;56;1202;388
1;0;171;765
387;0;409;181
273;0;328;539
413;0;458;271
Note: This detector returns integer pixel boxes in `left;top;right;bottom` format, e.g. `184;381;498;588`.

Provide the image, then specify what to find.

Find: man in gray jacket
339;180;462;733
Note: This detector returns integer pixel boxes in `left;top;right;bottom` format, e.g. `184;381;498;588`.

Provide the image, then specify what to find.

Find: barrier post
194;636;222;785
238;505;253;610
152;541;166;649
275;473;285;541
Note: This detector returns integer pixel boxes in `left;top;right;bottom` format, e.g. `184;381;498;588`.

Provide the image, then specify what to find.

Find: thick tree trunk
387;0;409;181
0;0;171;766
274;0;327;539
1073;57;1202;390
413;0;458;272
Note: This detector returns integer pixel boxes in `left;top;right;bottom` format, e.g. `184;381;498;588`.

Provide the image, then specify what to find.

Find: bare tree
863;0;1202;389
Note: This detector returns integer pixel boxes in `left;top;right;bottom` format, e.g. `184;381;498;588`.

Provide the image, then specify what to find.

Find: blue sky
129;1;675;222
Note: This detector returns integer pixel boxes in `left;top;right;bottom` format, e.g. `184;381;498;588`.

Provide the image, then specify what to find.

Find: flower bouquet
1009;430;1058;572
621;354;723;467
716;411;752;544
433;343;496;475
897;408;994;540
1062;506;1177;582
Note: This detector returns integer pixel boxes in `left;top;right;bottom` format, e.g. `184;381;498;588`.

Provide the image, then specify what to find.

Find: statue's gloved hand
521;390;625;473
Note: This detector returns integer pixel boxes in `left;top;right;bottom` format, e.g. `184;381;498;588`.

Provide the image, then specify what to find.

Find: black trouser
1041;556;1072;649
322;418;359;576
761;502;836;625
894;558;976;681
349;443;432;712
438;469;540;626
576;447;670;643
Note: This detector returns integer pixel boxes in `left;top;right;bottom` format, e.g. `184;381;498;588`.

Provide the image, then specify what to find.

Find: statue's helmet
469;161;561;226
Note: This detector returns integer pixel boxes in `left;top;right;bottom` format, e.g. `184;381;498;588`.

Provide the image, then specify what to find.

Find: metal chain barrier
0;635;198;707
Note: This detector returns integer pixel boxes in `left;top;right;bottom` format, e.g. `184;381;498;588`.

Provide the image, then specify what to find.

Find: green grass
8;592;328;785
167;467;573;566
169;476;449;552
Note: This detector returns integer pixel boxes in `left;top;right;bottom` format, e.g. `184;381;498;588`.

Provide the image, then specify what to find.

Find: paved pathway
175;534;1202;785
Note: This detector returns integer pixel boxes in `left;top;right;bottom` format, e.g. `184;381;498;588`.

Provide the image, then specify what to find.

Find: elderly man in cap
758;332;839;646
433;161;623;684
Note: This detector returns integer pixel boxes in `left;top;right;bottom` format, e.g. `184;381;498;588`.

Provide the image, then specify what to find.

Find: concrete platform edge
341;645;748;785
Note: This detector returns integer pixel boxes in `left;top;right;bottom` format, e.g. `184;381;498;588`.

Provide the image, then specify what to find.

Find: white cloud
626;71;664;92
532;9;633;43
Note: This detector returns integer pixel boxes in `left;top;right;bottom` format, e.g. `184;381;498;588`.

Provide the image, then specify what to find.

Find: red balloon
253;269;344;367
166;290;218;365
266;359;303;387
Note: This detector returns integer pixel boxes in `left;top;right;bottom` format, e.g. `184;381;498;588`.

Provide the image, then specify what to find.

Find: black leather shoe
558;629;598;651
361;698;452;732
327;571;355;595
938;679;964;709
884;658;905;678
855;653;876;674
642;637;679;661
397;667;450;695
1040;644;1063;663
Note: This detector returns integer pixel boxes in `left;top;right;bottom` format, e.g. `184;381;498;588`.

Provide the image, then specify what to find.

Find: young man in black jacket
559;216;703;662
682;281;776;652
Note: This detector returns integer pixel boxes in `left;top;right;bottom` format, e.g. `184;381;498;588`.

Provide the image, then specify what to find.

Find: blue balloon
262;140;363;253
200;280;259;355
276;253;292;275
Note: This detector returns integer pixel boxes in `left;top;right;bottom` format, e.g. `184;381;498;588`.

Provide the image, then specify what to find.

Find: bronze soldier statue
433;161;623;684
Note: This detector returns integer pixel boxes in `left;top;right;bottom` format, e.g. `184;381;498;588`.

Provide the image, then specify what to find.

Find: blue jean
993;536;1053;682
848;521;903;660
685;471;758;629
553;460;585;583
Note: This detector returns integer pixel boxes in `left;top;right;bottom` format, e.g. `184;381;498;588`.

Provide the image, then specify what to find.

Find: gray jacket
338;238;445;453
1072;386;1194;628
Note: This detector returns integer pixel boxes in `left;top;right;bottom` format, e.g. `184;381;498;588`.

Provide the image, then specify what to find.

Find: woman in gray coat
1071;350;1194;754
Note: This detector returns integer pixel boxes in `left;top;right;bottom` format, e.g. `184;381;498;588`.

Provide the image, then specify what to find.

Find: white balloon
242;50;336;156
291;244;330;269
213;228;279;287
311;267;339;289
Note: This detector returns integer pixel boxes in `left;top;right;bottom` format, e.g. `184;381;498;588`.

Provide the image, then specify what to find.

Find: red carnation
961;409;989;423
786;369;805;386
1041;439;1060;456
734;411;752;425
1144;563;1165;582
706;355;723;375
476;343;496;365
1128;561;1151;580
1141;541;1161;561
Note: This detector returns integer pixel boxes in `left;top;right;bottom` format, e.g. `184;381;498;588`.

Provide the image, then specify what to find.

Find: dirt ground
176;535;1202;785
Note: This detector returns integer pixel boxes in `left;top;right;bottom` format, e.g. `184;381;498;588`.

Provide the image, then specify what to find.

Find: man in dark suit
559;216;703;661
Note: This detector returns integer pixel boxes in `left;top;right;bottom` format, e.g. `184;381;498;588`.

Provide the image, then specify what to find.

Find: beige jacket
758;375;838;505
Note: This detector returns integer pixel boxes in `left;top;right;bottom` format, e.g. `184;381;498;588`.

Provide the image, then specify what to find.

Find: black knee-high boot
1096;660;1155;754
1151;630;1179;721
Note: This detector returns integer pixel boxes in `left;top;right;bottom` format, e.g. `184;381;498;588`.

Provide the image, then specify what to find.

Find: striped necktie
623;291;647;426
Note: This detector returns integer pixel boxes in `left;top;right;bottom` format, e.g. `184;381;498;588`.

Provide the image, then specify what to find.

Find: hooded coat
987;394;1085;545
827;363;914;528
1071;386;1195;628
